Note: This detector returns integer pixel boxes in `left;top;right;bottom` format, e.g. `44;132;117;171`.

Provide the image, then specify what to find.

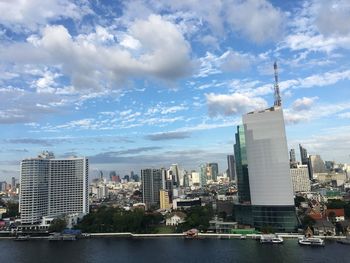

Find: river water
0;238;349;263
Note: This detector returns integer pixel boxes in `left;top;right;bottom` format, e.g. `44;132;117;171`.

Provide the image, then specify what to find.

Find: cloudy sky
1;0;350;181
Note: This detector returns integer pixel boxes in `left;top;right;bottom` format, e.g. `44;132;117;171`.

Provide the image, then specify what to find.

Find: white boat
260;235;283;244
298;237;325;246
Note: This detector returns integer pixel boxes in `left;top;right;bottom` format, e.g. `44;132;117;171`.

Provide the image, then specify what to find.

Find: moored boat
14;235;30;241
260;234;283;244
298;237;324;246
337;237;350;245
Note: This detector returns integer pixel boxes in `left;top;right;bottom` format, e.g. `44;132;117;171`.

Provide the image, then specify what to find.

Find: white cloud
0;0;91;31
0;15;193;93
284;100;350;125
314;0;350;37
206;93;268;117
292;96;318;111
224;0;285;43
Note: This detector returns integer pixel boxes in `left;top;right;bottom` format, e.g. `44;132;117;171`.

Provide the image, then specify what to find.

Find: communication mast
274;61;282;107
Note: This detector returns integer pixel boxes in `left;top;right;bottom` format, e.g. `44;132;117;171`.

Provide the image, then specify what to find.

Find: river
1;238;349;263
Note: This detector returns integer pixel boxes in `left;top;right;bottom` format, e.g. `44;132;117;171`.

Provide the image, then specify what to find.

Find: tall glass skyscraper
243;106;297;232
234;125;251;204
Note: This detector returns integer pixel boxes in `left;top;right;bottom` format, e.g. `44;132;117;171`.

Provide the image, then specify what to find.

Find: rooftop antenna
274;61;282;107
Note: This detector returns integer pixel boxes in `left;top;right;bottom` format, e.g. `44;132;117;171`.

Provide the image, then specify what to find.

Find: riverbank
1;232;348;240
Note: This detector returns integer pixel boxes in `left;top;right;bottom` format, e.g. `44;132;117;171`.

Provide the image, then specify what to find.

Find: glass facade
234;125;251;203
252;205;297;232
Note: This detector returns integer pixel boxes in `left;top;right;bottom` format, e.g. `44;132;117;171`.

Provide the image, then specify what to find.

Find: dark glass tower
234;125;251;204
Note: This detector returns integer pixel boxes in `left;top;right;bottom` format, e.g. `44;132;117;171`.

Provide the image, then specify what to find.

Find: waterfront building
234;125;251;204
165;211;186;226
243;106;297;232
227;155;236;181
141;168;163;209
160;189;171;210
290;164;311;192
20;151;89;226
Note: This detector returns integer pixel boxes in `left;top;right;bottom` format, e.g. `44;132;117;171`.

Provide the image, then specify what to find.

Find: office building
234;125;251;204
20;151;89;225
243;106;296;232
290;164;311;192
309;155;327;179
199;164;207;187
11;177;16;191
141;168;163;209
160;189;171;210
299;144;308;165
227;155;236;181
289;149;296;166
169;164;180;187
208;163;219;181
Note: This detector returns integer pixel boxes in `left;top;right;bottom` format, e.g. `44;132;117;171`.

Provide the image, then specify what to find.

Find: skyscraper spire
274;61;282;107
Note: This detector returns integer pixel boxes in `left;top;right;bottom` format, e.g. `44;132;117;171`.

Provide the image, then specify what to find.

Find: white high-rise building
20;152;89;225
243;106;294;206
290;164;311;192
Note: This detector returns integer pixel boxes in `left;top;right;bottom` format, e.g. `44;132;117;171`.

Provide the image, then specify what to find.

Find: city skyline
1;0;350;180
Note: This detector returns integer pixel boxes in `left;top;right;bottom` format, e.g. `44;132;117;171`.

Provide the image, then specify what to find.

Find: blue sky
1;0;350;181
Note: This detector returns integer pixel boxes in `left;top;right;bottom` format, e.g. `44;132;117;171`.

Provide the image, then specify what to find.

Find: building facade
227;155;236;181
20;152;89;225
141;168;163;209
234;125;251;204
290;164;311;192
208;163;219;182
242;106;296;232
160;189;171;210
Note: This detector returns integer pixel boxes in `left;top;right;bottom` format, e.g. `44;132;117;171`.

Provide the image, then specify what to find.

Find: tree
328;211;336;224
1;201;19;218
49;218;67;233
294;196;306;207
301;215;316;227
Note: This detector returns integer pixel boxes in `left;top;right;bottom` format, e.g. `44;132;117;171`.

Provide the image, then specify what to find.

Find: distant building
227;155;236;181
0;181;7;192
141;168;163;210
159;189;171;210
290;164;311;192
299;144;308;165
309;155;327;179
169;164;180;187
289;149;296;166
191;172;200;185
11;177;16;191
19;151;89;226
199;164;207;187
208;163;219;182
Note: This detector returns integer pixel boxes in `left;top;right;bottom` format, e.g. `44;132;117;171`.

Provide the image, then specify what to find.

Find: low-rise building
172;198;201;210
165;211;186;226
313;220;336;236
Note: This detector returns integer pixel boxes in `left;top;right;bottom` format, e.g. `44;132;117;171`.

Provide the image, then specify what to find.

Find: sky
1;0;350;181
